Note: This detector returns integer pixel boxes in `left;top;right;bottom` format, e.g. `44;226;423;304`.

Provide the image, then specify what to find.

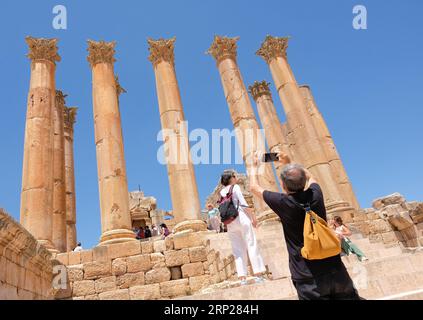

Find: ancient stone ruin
0;35;422;300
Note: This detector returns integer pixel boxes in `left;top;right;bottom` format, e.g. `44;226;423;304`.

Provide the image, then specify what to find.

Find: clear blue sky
1;0;422;248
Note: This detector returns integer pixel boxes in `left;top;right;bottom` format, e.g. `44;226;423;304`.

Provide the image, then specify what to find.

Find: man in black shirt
249;153;360;300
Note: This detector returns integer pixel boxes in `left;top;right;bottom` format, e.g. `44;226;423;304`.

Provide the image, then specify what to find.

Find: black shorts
292;267;362;300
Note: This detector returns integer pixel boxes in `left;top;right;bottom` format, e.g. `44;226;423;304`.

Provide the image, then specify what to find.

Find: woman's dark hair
161;223;167;229
334;216;343;226
220;169;236;186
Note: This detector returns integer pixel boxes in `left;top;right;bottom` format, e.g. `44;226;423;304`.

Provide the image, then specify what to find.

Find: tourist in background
207;203;221;233
151;224;159;237
330;216;368;262
144;225;152;238
160;223;170;239
73;242;83;252
219;169;267;285
136;226;145;240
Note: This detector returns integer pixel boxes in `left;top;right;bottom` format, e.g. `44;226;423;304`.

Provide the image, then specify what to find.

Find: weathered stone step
377;288;423;300
342;244;403;260
175;277;297;300
177;250;423;300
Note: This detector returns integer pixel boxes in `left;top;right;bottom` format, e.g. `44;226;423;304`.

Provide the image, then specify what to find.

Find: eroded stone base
173;219;208;233
99;229;137;246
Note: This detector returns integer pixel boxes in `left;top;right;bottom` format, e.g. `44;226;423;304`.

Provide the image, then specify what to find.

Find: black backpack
217;185;239;225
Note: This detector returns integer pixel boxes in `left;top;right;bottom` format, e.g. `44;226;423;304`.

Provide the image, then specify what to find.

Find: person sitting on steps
330;216;369;262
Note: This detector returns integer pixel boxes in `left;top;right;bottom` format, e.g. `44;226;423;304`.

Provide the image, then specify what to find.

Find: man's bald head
280;163;307;193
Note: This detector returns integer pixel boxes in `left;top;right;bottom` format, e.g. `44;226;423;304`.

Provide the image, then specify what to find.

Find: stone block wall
0;209;53;299
54;230;237;300
350;193;423;248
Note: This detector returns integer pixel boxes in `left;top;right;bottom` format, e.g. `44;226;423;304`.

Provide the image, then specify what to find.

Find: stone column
52;90;67;252
299;85;360;210
87;40;135;244
256;36;354;220
20;37;60;251
207;36;279;222
248;80;292;187
63;106;77;251
148;37;206;232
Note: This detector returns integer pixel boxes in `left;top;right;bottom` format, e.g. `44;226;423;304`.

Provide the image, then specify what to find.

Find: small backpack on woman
217;185;239;225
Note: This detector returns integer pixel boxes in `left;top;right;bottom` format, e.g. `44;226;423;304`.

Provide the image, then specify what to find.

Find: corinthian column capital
25;36;61;64
64;107;78;130
206;35;239;63
55;90;67;107
147;37;176;67
87;40;116;68
256;35;289;64
248;80;272;101
115;76;126;97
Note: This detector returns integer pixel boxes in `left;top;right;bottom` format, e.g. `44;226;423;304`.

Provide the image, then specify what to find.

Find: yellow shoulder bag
300;205;341;260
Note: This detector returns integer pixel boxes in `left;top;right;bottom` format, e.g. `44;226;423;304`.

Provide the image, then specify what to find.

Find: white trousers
227;211;266;277
210;216;221;232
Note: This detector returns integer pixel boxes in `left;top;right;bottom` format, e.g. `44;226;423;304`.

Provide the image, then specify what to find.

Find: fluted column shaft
299;85;360;210
20;37;60;251
249;81;292;188
52;91;67;252
87;40;135;245
64;107;77;251
208;36;279;222
257;36;353;216
148;37;205;232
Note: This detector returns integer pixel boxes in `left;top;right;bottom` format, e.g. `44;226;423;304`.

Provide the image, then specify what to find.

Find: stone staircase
184;221;423;300
177;249;423;300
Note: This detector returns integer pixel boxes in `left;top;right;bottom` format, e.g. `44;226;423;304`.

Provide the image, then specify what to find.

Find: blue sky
0;0;422;248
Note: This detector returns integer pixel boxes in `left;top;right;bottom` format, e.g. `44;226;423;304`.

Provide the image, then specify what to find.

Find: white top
74;246;83;252
220;184;249;215
335;225;347;240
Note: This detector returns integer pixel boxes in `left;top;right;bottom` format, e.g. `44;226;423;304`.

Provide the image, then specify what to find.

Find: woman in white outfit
219;170;267;285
